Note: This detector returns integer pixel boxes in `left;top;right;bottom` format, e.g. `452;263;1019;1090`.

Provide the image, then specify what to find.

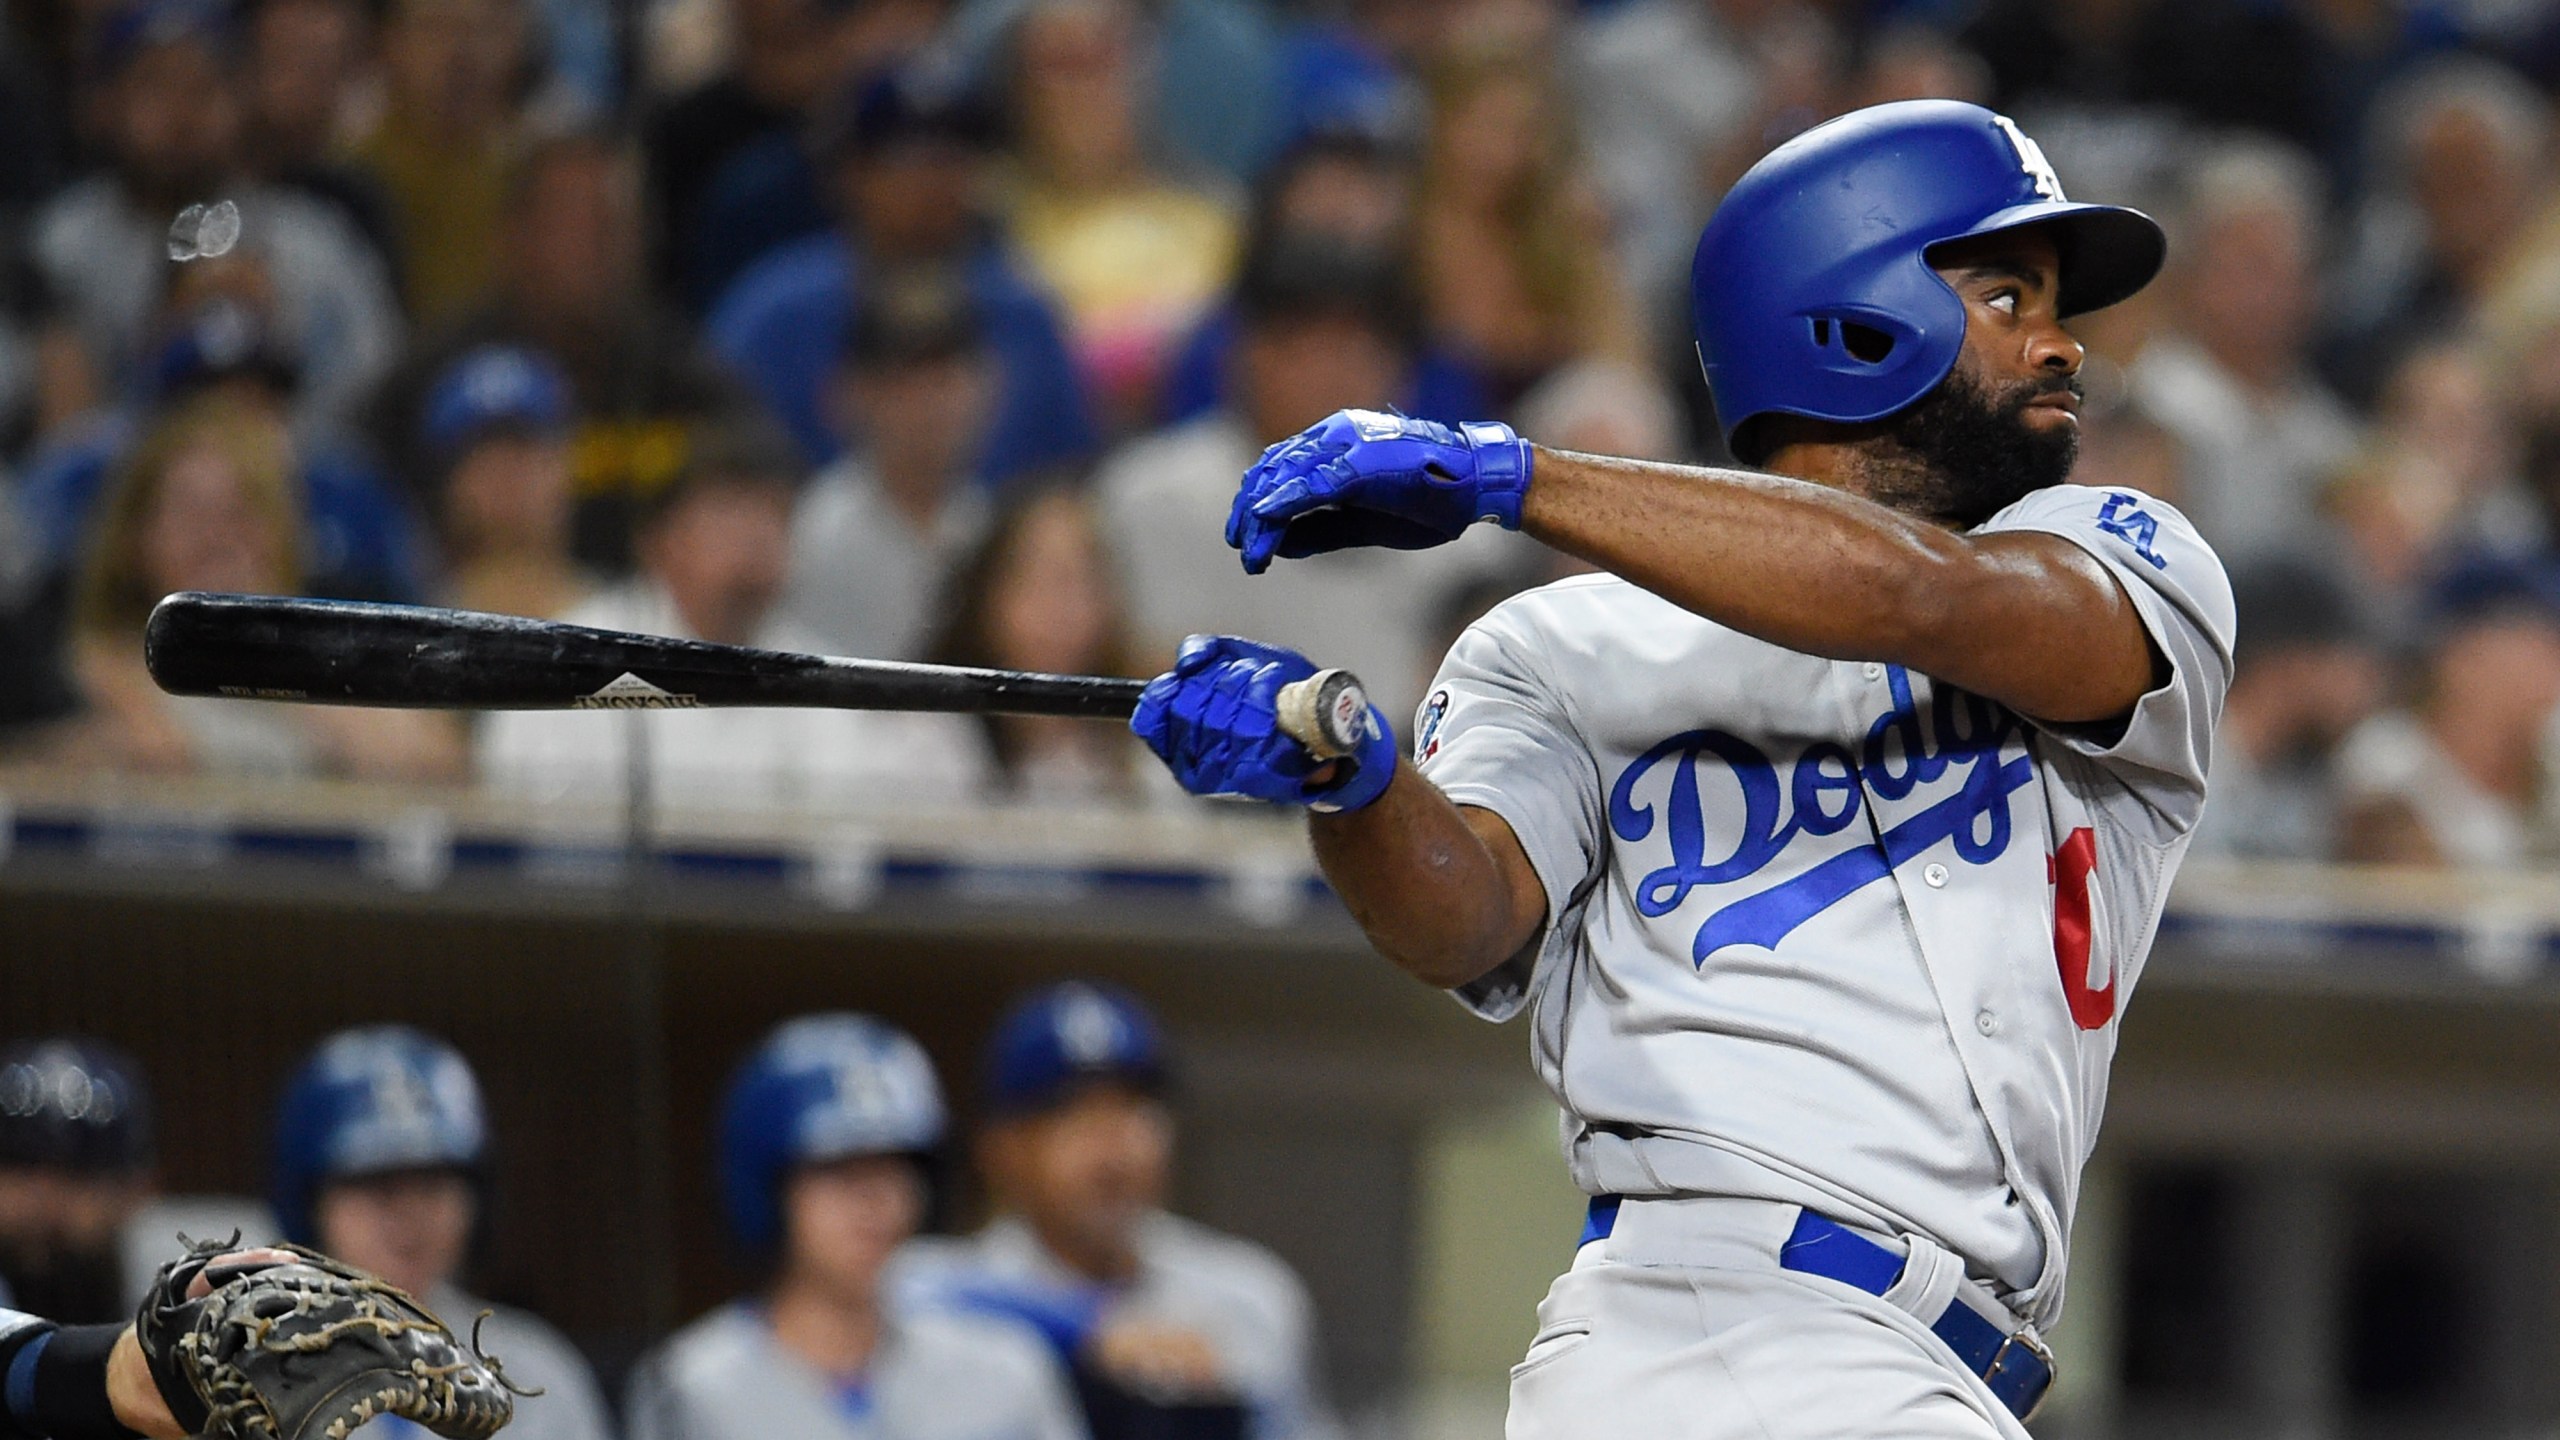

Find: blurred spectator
2336;560;2560;867
781;268;997;660
1097;236;1526;721
415;345;594;619
365;130;761;569
898;983;1340;1440
67;393;463;778
272;1027;611;1440
477;418;980;810
2328;57;2552;406
19;260;429;606
921;486;1147;804
1572;0;1836;312
645;0;947;304
1416;41;1642;405
2329;341;2541;604
2131;136;2359;566
1158;130;1492;429
708;69;1097;479
345;0;531;326
627;1013;1084;1440
237;0;404;279
2197;557;2390;860
31;0;403;441
1001;0;1241;426
0;1039;154;1322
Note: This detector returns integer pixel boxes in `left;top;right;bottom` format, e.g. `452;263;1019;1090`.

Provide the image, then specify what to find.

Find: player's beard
1871;365;2082;528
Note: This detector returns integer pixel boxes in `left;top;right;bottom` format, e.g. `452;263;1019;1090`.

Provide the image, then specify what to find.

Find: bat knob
1274;668;1373;762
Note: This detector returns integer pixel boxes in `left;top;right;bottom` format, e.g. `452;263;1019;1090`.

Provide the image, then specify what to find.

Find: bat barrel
144;592;1152;719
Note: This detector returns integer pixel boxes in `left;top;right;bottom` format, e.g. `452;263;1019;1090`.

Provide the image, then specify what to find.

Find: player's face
778;1154;924;1305
988;1084;1170;1268
1934;228;2082;442
1877;229;2085;526
313;1168;475;1299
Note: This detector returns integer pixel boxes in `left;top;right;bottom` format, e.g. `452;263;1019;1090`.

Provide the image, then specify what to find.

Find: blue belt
1581;1197;2053;1422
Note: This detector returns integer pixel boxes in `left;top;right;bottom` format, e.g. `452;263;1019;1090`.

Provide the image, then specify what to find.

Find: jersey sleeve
1413;600;1606;1021
1978;484;2236;837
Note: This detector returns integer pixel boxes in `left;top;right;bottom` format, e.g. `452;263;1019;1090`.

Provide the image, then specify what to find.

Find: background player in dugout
893;983;1339;1440
1129;101;2233;1437
270;1027;611;1440
626;1013;1085;1440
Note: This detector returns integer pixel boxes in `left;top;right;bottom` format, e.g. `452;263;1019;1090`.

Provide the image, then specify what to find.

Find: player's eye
1986;288;2020;315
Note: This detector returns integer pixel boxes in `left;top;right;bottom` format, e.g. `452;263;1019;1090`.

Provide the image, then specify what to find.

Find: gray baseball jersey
625;1300;1087;1440
1415;482;2232;1328
892;1212;1343;1440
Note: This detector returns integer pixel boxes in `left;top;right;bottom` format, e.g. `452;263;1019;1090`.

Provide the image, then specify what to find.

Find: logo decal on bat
571;672;701;709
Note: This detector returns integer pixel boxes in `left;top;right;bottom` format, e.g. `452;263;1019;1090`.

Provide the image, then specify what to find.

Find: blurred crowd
11;0;2560;863
0;983;1339;1440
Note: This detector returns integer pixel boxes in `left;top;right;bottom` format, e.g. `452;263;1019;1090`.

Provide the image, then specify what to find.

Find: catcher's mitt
135;1236;524;1440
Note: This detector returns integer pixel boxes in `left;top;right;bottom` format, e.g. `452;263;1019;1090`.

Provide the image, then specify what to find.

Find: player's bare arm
1307;773;1544;990
1518;446;2156;724
1515;231;2155;727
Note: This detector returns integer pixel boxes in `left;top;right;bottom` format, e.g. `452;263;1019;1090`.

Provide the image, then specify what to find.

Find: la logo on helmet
1991;115;2064;201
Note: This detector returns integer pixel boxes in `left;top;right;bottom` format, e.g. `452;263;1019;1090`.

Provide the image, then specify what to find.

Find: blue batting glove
1224;410;1534;575
1128;635;1399;813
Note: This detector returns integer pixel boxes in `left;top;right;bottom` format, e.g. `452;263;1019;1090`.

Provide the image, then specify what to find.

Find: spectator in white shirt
478;419;981;811
781;266;999;660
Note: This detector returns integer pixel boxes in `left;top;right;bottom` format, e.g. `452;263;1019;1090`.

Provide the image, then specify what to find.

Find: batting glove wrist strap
1456;420;1534;530
1306;700;1398;814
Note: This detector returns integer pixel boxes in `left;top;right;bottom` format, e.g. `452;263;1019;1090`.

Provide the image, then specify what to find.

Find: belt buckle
1983;1326;2056;1423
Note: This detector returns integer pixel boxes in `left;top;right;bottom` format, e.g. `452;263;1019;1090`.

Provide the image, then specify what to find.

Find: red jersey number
2049;827;2114;1029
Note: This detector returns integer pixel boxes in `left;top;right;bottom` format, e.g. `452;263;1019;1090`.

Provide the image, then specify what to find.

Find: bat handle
1274;668;1375;762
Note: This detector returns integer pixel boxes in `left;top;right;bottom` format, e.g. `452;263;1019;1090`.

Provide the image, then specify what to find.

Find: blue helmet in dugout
1691;100;2166;464
271;1026;489;1246
719;1014;948;1252
982;981;1168;1117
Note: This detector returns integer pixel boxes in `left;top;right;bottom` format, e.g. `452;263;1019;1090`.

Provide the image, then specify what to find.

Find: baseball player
1128;100;2232;1438
892;983;1341;1440
270;1027;612;1440
625;1013;1087;1440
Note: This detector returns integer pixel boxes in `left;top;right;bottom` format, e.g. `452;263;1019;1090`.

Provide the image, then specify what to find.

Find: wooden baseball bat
142;592;1376;759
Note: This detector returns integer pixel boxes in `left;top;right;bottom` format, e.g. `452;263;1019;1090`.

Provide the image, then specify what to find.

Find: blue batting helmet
719;1014;946;1252
271;1027;488;1245
982;981;1168;1117
1691;100;2165;462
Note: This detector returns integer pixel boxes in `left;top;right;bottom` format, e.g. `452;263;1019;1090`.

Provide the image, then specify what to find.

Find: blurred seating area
5;0;2560;865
